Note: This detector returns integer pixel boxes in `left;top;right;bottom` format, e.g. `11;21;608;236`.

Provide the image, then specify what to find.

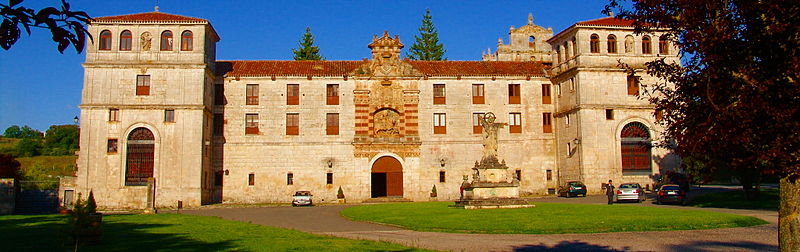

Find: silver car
292;191;313;206
615;183;646;203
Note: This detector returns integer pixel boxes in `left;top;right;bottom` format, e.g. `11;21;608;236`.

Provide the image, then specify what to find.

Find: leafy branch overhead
292;27;323;60
0;0;92;53
407;9;446;61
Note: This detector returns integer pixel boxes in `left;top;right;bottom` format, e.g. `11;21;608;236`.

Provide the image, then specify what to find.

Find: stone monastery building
75;10;680;209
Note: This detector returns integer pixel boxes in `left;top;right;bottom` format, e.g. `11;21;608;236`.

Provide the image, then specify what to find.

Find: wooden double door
371;156;403;197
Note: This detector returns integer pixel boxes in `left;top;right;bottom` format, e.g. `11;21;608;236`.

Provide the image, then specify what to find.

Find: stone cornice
554;104;655;117
80;104;206;110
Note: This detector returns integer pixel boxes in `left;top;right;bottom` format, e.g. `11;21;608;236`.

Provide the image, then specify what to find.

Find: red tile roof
576;17;636;27
409;61;547;77
216;61;364;77
92;12;208;23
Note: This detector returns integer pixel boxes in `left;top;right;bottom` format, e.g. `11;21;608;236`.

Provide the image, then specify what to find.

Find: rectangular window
246;84;259;105
546;169;552;181
214;84;224;105
213;113;223;136
542;113;552;133
286;113;299;135
287;84;299;105
555;84;562;96
326;172;333;185
472;84;485;104
472;113;485;134
245;113;258;135
326;84;339;105
439;171;446;183
606;109;614;120
433;84;446;104
326;113;339;135
627;75;639;96
164;109;175;123
569;78;576;91
248;173;255;186
541;84;551;104
107;139;118;153
655;109;664;121
433;113;446;134
108;108;119;122
515;170;522;181
509;113;522;133
508;84;521;104
287;173;294;185
136;75;150;96
565;113;571;126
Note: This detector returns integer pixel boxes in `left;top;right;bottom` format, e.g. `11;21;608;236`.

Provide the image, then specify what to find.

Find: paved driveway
184;190;778;252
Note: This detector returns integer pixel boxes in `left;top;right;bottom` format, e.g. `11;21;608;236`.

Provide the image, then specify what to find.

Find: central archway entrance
371;156;403;198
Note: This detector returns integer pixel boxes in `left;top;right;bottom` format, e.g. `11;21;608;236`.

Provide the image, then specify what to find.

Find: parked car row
557;181;688;205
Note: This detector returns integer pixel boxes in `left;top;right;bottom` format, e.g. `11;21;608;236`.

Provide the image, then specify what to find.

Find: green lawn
0;214;428;252
688;189;779;210
341;202;767;234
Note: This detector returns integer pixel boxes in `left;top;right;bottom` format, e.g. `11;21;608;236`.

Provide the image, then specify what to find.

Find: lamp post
73;116;79;125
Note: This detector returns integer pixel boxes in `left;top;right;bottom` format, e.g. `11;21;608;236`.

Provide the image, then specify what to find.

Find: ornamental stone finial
528;13;533;25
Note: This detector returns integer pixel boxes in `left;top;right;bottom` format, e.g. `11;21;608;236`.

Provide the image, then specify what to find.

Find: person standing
606;180;615;205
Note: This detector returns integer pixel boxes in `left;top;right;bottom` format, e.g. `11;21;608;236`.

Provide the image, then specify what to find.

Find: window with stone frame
246;84;259;105
433;113;446;134
214;84;225;105
287;84;299;105
642;36;652;54
508;84;521;104
326;172;333;184
107;139;118;153
658;35;669;54
287;173;294;185
326;113;339;135
120;30;132;51
433;84;446;104
286;113;299;135
515;170;522;181
164;109;175;122
248;173;255;186
326;84;339;105
136;75;150;95
607;34;617;53
213;113;223;136
245;113;258;135
472;113;485;134
590;34;600;53
109;108;120;122
546;169;553;181
541;84;551;104
627;75;640;96
439;171;446;183
621;122;652;173
606;109;614;120
509;112;522;133
99;30;112;50
472;84;484;104
542;112;552;133
180;30;193;51
160;30;173;51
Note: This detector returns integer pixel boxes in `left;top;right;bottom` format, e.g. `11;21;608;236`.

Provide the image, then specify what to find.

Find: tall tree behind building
292;27;323;60
605;0;799;251
406;9;446;61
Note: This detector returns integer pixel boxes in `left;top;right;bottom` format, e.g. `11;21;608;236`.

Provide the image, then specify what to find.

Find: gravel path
184;189;778;252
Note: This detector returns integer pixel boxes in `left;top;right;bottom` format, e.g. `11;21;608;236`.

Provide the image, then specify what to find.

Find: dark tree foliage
43;124;78;156
292;27;323;61
0;0;91;53
0;154;21;179
15;137;41;157
406;9;446;61
3;125;42;139
605;1;799;250
3;125;21;138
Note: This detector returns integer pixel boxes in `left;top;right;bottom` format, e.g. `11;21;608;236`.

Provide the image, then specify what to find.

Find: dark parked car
558;181;587;197
292;191;313;206
656;184;686;205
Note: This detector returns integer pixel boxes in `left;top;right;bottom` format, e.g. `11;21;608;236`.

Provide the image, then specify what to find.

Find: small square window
248;173;255;186
326;172;333;185
439;171;446;183
107;139;118;153
546;169;553;181
605;109;614;120
515;170;522;181
287;173;294;185
165;109;175;122
108;108;120;122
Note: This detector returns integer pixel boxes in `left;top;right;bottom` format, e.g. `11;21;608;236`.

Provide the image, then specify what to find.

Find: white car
292;191;313;206
615;183;646;203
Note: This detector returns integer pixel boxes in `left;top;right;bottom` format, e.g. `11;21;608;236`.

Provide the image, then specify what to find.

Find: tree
43;124;78;156
0;154;21;179
1;0;92;53
15;137;41;157
605;0;800;250
4;125;42;139
3;125;22;138
292;27;322;60
406;9;446;61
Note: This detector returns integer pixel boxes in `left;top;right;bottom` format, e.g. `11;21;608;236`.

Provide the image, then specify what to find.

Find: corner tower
76;10;220;209
483;13;554;62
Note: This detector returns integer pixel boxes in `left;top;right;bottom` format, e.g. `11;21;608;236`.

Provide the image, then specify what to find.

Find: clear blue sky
0;0;613;131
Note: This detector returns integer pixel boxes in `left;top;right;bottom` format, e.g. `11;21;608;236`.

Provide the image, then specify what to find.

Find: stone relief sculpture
374;109;400;137
624;35;634;53
479;112;506;160
141;32;152;51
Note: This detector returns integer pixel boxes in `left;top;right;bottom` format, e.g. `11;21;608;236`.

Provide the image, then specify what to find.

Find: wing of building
68;11;681;209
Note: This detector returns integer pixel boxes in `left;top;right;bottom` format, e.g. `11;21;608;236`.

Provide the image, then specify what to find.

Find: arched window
528;36;535;49
160;30;173;51
607;34;617;53
658;35;669;54
590;34;600;53
119;30;132;51
621;122;651;172
642;36;652;54
99;30;112;50
126;128;155;185
181;30;193;51
571;37;577;55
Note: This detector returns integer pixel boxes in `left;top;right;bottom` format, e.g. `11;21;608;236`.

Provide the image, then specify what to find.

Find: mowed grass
688;189;779;210
341;202;767;234
0;214;429;252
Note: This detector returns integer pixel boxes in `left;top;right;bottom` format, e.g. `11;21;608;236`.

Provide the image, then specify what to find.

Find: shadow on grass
514;240;629;251
0;215;245;252
667;240;777;252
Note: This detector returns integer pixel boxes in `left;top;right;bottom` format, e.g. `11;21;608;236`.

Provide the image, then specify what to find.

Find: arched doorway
126;127;155;186
621;122;651;174
371;156;403;197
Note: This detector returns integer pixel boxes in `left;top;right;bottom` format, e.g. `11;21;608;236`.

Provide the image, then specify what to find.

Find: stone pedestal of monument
453;156;533;209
